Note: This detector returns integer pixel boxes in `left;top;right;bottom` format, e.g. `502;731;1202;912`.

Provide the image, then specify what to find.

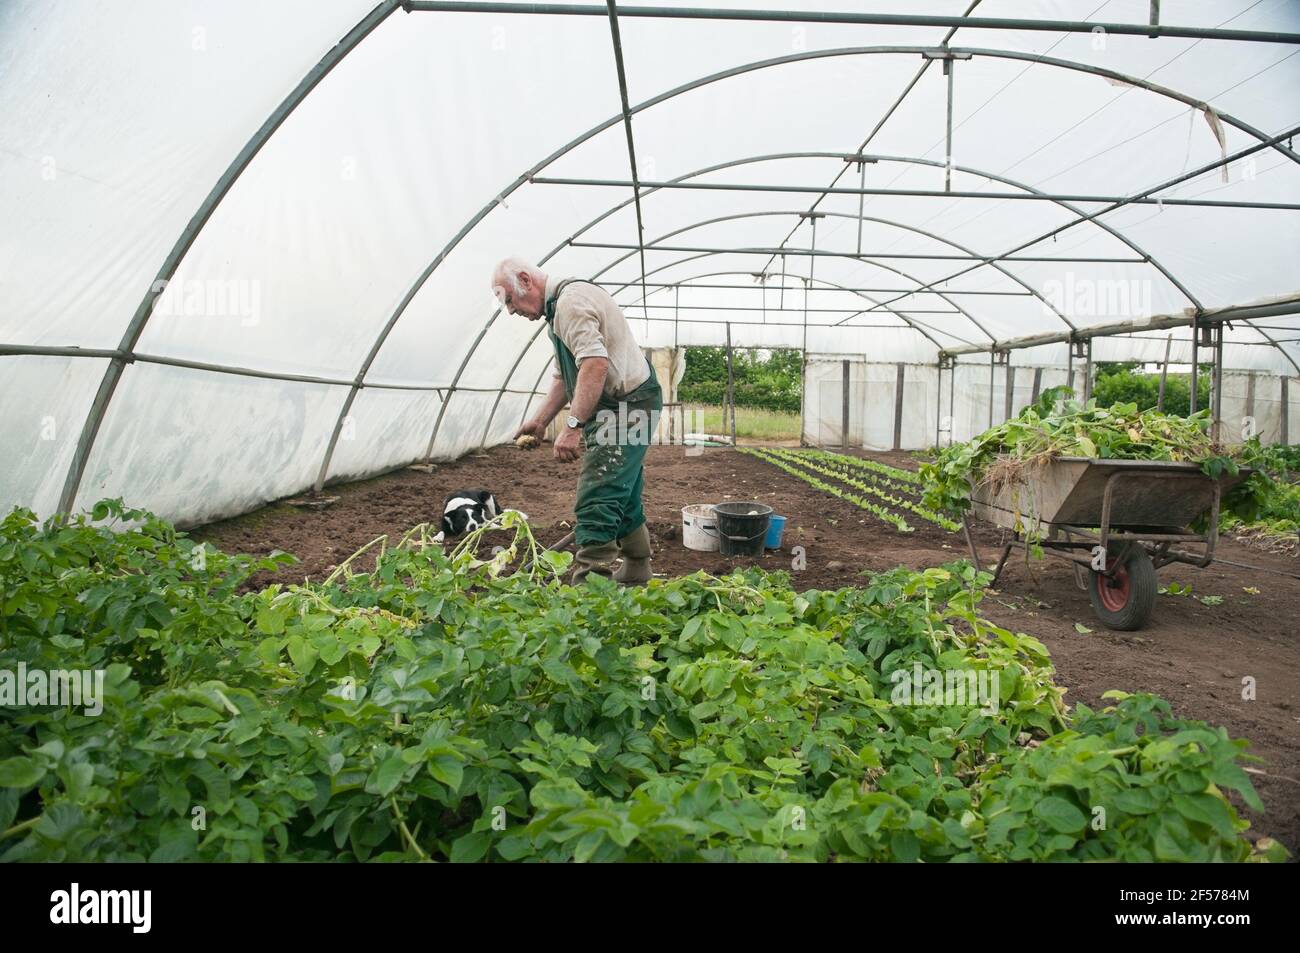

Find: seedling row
787;450;925;500
796;448;923;486
745;448;959;533
740;448;912;532
771;450;959;532
775;451;961;532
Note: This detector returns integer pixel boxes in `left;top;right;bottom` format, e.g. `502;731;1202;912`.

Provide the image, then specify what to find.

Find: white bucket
681;503;719;552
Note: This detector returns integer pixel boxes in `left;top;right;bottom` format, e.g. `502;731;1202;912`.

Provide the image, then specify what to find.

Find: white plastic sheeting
804;357;1072;450
805;359;1300;452
2;1;1298;524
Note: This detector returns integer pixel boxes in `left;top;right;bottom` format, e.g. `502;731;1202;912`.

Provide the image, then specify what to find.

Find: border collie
440;489;500;538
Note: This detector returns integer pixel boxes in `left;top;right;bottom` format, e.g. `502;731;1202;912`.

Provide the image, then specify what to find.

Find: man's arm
554;357;608;462
569;357;609;426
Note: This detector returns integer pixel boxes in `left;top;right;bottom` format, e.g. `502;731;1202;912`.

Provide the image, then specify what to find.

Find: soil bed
197;443;1300;855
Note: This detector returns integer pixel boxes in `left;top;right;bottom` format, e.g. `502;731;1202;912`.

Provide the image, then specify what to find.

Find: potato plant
0;502;1284;862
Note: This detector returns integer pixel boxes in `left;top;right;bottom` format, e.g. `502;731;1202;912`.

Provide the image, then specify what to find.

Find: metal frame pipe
535;178;1300;211
571;241;1149;262
404;3;1300;44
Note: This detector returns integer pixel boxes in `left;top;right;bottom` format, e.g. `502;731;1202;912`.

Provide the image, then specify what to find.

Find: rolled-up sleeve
556;303;608;364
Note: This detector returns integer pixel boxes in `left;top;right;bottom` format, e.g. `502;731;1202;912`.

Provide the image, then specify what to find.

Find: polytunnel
3;0;1299;527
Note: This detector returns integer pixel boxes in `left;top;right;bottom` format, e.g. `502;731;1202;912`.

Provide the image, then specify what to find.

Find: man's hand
554;425;582;462
514;419;548;443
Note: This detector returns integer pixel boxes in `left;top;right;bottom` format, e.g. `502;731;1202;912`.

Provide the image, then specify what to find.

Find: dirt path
196;444;1300;855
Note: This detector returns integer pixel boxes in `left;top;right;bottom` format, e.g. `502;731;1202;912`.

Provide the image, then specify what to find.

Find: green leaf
0;757;44;788
572;830;605;863
285;776;317;802
373;754;407;797
449;831;491;863
428;755;464;793
1033;796;1087;834
286;635;318;675
256;637;283;665
530;780;587;812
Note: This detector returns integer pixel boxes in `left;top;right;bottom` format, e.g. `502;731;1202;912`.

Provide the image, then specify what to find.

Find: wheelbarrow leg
990;540;1015;586
1059;526;1088;591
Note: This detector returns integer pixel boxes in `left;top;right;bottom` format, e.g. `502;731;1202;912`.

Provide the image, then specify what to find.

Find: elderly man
491;257;662;585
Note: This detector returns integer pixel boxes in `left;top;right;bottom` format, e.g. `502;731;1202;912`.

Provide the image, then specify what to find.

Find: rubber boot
571;539;621;585
613;524;653;585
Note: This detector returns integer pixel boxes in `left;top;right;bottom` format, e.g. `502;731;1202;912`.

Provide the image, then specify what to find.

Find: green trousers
545;289;662;546
574;394;657;545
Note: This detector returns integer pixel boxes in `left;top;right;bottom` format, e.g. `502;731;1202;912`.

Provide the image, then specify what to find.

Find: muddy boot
613;524;653;585
571;539;620;585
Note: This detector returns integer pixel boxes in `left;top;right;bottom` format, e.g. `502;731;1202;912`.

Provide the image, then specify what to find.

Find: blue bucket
765;514;787;550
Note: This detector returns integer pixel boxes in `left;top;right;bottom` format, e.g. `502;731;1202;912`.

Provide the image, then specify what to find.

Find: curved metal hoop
54;26;1300;510
349;47;1296;474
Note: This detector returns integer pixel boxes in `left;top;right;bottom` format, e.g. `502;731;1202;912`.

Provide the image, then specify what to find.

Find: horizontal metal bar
3;346;362;388
622;302;961;314
404;3;1300;43
626;314;909;329
592;280;1032;295
1056;525;1201;542
350;380;448;393
0;346;549;396
132;354;360;388
536;177;1300;210
942;295;1300;357
575;241;1146;263
447;386;543;395
1111;337;1298;349
0;344;123;360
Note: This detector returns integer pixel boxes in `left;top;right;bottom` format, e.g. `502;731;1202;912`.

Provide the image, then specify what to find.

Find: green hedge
1092;362;1210;418
678;381;801;413
678;347;802;413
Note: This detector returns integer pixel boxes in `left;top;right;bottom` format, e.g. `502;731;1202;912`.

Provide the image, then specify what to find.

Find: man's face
495;272;545;321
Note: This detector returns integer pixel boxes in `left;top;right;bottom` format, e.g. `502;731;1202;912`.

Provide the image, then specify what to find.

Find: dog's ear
440;513;454;535
486;495;499;517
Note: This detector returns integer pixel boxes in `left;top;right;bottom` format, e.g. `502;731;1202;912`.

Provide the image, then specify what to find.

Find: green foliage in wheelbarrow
919;387;1274;526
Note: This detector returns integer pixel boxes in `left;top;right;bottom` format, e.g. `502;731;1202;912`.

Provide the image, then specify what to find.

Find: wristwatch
565;414;582;430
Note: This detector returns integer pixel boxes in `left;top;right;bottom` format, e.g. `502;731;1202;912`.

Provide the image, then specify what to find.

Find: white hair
491;256;545;297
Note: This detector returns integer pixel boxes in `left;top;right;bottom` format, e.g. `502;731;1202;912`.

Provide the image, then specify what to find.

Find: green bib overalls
544;280;662;547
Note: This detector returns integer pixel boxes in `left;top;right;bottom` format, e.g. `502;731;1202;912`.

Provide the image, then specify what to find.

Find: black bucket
713;502;773;557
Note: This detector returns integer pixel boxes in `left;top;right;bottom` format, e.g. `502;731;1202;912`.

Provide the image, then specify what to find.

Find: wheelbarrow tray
969;456;1249;532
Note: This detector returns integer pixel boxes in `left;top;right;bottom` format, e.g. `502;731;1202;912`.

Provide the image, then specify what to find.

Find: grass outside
683;404;801;442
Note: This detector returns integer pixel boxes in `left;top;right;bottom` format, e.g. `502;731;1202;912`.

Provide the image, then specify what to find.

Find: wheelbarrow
961;456;1250;631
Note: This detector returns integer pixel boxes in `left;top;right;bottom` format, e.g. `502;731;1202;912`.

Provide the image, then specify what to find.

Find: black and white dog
439;489;500;538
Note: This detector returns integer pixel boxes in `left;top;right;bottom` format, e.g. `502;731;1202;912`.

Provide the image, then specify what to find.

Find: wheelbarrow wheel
1087;547;1157;631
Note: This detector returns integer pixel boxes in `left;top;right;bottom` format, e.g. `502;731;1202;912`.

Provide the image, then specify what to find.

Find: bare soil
196;443;1300;856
